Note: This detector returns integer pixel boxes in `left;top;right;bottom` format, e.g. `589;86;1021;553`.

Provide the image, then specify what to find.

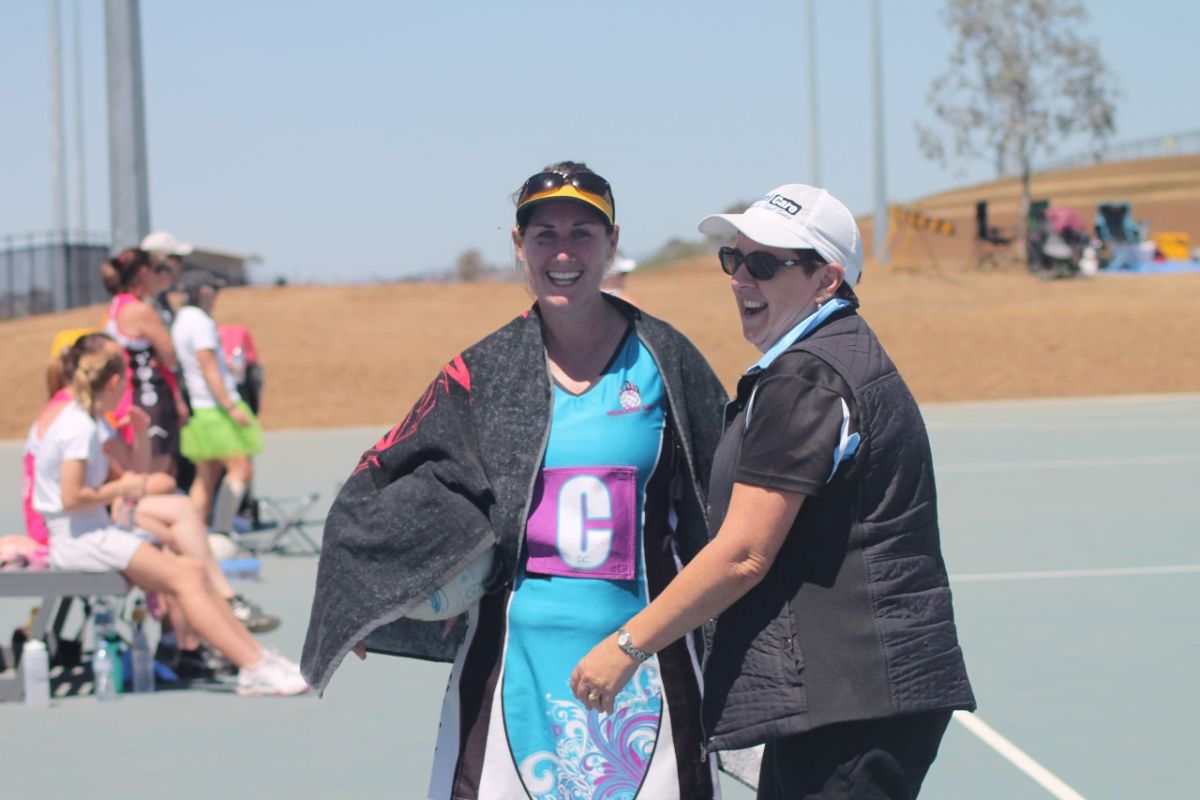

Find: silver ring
586;690;600;702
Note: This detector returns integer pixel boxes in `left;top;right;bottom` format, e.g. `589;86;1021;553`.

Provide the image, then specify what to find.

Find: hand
352;641;367;661
126;406;151;433
118;471;147;500
570;634;640;716
175;395;190;424
229;405;251;427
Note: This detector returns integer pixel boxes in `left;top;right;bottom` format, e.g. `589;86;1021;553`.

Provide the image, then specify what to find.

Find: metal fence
1040;129;1200;172
1;232;111;321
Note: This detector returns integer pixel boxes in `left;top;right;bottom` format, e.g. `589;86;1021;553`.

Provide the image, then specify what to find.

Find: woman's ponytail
100;248;151;295
71;351;125;416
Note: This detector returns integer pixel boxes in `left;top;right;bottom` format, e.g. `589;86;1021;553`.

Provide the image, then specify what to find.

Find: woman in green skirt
171;270;262;537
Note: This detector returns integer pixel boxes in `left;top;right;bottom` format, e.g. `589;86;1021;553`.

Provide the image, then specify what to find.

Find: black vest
703;312;975;752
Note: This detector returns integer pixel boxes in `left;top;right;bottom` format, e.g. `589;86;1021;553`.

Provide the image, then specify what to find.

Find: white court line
939;453;1200;474
954;711;1086;799
925;392;1200;411
954;564;1200;582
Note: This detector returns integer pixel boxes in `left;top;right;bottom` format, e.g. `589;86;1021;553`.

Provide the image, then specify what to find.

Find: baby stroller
1028;204;1089;279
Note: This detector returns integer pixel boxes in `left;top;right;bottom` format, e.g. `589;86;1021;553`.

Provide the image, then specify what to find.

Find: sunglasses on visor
517;171;614;212
718;246;825;280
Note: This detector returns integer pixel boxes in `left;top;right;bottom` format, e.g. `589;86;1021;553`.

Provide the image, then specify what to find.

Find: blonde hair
47;332;117;398
71;351;126;416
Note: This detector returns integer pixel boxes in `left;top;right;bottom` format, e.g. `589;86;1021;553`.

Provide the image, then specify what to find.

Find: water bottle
105;631;124;694
130;601;155;694
94;600;123;695
92;643;116;702
21;639;50;709
114;497;138;531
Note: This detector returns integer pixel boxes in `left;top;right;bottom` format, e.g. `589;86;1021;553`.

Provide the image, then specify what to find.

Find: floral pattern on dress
518;664;663;800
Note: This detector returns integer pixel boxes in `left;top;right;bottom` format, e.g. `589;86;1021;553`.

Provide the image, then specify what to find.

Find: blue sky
2;1;1197;283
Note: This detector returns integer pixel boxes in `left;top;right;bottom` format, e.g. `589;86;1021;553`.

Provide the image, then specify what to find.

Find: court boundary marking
938;453;1200;474
953;564;1200;582
953;711;1086;800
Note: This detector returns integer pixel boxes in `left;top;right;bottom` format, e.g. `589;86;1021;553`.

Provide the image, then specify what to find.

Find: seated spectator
25;333;282;670
0;534;45;569
28;349;306;696
171;271;262;539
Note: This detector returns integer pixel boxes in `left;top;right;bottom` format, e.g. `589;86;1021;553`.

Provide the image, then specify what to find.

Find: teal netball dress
427;331;716;800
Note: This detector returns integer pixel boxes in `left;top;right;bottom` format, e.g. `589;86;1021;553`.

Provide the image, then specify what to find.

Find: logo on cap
757;194;803;216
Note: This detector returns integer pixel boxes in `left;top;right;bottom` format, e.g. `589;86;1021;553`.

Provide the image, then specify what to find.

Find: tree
917;0;1117;246
455;248;484;282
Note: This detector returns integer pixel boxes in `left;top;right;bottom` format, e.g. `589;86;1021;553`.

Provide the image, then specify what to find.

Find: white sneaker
236;650;310;697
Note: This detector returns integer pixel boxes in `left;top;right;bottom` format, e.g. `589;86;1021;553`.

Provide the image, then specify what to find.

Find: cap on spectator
141;230;194;256
609;255;637;275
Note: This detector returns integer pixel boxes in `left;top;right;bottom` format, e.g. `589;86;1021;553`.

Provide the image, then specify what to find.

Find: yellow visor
517;183;615;227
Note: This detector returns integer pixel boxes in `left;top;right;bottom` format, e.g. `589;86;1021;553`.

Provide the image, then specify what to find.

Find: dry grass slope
3;263;1199;439
3;154;1198;439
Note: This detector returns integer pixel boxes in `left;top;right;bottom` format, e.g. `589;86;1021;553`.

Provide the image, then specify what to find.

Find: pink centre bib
525;466;638;580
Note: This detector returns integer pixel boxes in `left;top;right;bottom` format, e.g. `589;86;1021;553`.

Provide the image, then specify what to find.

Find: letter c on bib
556;475;613;569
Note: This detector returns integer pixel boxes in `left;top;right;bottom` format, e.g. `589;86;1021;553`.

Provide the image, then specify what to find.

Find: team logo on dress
609;381;651;416
619;381;641;410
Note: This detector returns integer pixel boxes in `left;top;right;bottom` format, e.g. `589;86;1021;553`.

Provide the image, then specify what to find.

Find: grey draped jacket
301;297;727;695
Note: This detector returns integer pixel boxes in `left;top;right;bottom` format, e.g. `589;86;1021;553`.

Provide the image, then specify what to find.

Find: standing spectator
141;230;194;328
171;270;262;539
101;249;188;476
571;184;975;799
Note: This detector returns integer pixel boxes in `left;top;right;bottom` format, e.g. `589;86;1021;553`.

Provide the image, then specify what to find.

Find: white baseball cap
698;184;863;287
140;230;194;256
609;255;637;275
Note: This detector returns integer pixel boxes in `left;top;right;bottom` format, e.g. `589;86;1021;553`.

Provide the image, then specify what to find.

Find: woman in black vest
571;184;975;799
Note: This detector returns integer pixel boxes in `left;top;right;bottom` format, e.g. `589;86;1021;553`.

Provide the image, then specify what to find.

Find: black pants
757;710;953;800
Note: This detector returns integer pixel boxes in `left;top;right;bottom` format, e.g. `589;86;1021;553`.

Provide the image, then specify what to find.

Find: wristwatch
616;628;651;663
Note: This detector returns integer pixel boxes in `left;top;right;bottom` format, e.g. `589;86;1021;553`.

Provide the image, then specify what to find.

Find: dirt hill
4;152;1198;439
858;153;1200;267
3;261;1198;440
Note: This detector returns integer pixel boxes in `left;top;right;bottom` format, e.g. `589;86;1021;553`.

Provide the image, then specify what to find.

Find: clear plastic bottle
113;497;138;531
93;600;121;697
92;642;116;701
21;638;50;709
130;600;155;693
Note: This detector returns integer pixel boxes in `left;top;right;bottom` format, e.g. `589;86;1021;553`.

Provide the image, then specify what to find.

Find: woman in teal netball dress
304;162;728;800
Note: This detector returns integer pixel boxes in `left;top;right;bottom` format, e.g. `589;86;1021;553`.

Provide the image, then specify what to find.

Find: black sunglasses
518;171;614;211
718;246;825;280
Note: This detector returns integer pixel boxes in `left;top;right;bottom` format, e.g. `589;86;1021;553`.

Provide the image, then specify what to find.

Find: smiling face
729;233;842;352
513;199;618;310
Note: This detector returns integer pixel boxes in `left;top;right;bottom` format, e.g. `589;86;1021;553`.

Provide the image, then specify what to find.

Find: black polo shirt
708;350;857;531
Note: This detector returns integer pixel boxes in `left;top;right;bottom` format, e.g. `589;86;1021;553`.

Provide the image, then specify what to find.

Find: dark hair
100;248;152;295
792;248;859;303
512;160;614;234
48;332;118;398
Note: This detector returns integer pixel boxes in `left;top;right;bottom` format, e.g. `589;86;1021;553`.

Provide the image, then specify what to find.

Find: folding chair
1095;203;1145;270
232;492;323;555
974;201;1015;269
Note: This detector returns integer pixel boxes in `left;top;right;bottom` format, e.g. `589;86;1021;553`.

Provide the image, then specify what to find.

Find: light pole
105;0;151;252
870;0;889;264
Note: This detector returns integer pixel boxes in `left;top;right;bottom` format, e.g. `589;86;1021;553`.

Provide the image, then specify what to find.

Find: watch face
618;631;631;647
